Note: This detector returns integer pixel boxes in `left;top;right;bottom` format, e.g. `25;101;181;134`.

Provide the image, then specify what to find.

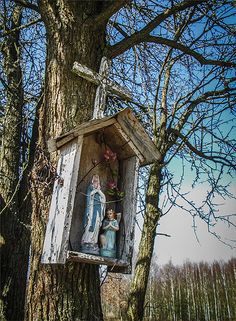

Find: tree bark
25;2;109;320
0;5;31;321
127;162;162;321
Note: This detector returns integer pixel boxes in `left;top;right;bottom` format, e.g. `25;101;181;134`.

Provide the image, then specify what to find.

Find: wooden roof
52;108;161;166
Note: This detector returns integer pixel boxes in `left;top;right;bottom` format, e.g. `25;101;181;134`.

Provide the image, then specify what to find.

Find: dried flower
103;148;117;161
106;180;125;199
107;180;117;189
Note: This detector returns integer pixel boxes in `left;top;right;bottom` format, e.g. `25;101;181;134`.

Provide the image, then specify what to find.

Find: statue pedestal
100;248;116;258
80;243;99;256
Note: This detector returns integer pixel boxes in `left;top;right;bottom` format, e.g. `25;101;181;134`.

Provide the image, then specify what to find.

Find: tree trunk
25;2;108;320
127;162;162;321
0;6;31;321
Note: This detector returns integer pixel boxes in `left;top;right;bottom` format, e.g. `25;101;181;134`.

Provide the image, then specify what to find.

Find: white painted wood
72;59;132;120
72;61;100;85
117;109;161;164
113;122;145;164
93;57;111;119
112;156;139;273
67;251;128;267
72;61;132;101
41;136;83;264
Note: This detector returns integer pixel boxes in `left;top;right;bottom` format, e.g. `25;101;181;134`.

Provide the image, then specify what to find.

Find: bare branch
108;0;207;58
175;80;236;133
13;0;40;13
145;36;235;67
0;18;42;37
170;128;236;169
111;21;129;38
156;232;171;237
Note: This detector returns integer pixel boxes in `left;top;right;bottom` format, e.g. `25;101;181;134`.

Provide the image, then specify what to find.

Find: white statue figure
80;174;106;255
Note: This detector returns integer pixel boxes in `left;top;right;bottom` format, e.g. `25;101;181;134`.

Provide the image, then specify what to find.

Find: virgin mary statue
80;174;106;255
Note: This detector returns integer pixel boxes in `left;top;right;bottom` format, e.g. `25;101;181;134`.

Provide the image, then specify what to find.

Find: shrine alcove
41;108;161;273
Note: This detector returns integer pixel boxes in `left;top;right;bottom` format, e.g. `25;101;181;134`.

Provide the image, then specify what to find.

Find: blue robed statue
100;209;121;258
81;174;106;255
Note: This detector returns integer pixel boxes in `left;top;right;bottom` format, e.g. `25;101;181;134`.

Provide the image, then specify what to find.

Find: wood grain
41;136;83;264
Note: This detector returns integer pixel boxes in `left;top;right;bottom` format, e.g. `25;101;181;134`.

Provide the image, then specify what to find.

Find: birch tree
140;259;236;320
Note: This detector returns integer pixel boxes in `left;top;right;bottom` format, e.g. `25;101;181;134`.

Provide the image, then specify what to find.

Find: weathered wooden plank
112;156;139;273
41;136;83;264
93;57;110;119
105;80;132;101
116;109;161;165
102;124;139;162
113;122;145;164
47;138;57;153
67;251;128;268
52;108;161;164
72;61;132;101
72;61;100;85
56;118;116;149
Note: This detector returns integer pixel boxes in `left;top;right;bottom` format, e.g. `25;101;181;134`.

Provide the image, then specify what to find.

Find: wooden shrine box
41;108;161;273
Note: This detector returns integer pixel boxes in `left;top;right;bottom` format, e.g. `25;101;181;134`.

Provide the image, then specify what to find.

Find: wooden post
72;57;132;120
93;57;110;119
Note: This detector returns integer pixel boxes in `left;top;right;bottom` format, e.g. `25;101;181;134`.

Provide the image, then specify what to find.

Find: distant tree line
102;258;236;321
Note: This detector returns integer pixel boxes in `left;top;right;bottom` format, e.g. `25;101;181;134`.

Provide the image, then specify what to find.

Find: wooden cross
72;57;132;119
